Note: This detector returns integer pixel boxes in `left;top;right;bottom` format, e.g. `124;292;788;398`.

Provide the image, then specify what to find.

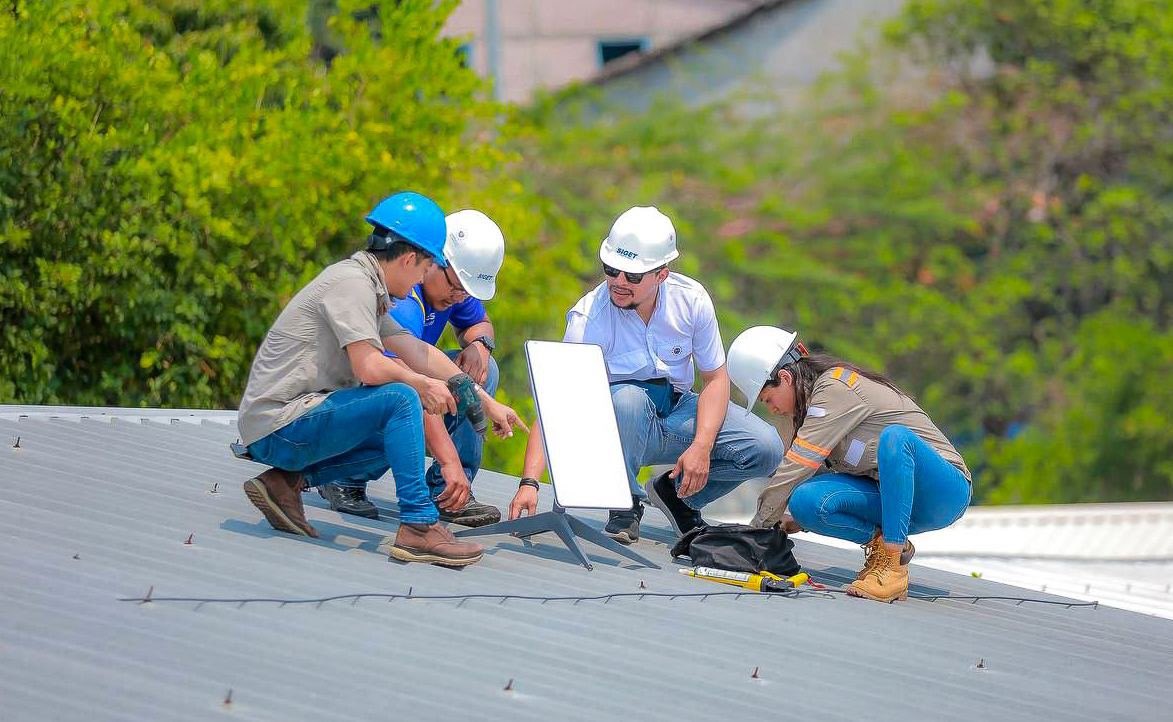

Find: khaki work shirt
237;251;407;445
751;368;972;528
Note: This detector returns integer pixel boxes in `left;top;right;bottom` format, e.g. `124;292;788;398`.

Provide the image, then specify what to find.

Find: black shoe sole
334;505;380;520
605;525;639;544
439;511;502;527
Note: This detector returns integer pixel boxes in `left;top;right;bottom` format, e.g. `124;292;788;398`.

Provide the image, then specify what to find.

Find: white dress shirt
562;272;725;392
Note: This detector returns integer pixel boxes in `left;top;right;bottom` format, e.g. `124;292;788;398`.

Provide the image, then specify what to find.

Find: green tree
512;0;1172;501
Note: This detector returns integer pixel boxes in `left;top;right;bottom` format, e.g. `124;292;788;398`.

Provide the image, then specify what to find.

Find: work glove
447;373;487;436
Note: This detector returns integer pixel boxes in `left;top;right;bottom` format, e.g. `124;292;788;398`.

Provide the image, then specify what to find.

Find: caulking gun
680;566;810;593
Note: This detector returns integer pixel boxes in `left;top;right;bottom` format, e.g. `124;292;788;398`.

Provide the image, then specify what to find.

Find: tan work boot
243;468;319;538
390;523;484;567
848;542;909;602
856;531;915;580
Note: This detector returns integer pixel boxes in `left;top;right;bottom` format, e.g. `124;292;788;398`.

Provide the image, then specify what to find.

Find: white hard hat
444;209;505;300
728;326;803;411
599;206;679;273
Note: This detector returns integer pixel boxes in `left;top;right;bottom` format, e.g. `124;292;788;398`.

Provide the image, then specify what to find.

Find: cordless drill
447;373;488;435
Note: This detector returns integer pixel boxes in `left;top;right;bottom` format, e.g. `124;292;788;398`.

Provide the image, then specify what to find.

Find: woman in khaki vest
727;326;972;602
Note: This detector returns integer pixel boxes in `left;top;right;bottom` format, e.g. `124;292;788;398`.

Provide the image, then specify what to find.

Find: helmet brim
599;240;677;273
459;270;495;301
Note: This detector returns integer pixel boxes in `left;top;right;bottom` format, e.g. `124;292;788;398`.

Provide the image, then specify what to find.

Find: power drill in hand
447;373;488;436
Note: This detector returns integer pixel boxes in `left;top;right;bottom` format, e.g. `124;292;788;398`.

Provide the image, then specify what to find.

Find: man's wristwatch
471;335;495;354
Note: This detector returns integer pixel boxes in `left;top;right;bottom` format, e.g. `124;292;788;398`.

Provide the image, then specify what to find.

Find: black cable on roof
118;588;1101;610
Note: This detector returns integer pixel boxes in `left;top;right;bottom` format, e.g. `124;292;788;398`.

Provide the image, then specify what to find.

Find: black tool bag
670;523;801;577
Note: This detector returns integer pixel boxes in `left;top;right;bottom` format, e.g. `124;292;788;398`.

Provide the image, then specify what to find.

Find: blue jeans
610;381;784;510
423;351;499;500
246;383;438;525
787;425;971;545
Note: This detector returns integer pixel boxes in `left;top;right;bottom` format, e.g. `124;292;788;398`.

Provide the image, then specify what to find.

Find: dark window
597;38;647;67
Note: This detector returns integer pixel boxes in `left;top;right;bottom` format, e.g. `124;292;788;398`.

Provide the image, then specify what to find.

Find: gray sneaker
604;499;644;544
318;483;379;519
438;495;502;527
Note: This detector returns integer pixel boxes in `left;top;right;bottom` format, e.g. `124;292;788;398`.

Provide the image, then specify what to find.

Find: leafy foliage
512;0;1172;501
2;0;1168;501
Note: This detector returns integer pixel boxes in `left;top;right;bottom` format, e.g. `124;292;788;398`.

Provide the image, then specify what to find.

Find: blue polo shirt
389;284;488;346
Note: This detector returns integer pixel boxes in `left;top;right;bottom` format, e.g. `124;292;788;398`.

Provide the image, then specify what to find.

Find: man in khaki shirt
238;191;526;566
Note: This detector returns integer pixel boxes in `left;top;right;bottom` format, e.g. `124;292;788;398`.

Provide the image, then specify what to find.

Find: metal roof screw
639;580;647;589
751;667;761;680
12;436;20;449
140;585;154;604
223;689;233;707
72;553;80;560
184;534;194;545
503;679;514;692
976;658;986;670
209;483;219;494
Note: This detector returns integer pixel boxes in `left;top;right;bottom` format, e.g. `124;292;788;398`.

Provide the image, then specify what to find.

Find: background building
441;0;896;104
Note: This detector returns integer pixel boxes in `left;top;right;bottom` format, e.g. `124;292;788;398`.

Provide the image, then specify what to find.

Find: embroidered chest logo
672;346;682;356
424;313;436;325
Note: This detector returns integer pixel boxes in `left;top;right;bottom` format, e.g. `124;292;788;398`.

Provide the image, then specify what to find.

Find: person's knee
879;424;915;457
742;424;784;474
610;384;654;420
787;484;822;527
379;382;423;423
483;356;500;394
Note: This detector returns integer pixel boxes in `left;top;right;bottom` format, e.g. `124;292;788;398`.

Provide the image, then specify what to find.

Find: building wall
443;0;758;102
592;0;911;113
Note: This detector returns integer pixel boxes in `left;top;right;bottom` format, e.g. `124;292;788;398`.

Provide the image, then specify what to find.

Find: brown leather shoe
389;522;483;567
243;468;319;538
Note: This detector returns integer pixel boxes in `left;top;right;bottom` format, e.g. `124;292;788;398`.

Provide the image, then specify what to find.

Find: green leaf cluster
3;0;1168;502
512;0;1171;502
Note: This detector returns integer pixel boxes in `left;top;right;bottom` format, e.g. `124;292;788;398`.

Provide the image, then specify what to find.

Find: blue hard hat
365;191;448;267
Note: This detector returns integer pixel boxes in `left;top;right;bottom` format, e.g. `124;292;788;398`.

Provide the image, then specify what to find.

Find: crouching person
728;326;972;602
237;191;523;566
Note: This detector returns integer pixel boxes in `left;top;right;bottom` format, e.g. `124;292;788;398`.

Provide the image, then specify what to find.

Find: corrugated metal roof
2;409;1171;721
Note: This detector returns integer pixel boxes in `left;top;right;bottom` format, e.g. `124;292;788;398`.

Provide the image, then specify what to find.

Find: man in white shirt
508;206;784;542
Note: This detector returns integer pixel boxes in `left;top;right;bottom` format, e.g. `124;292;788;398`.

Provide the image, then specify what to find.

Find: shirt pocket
655;337;693;368
606;348;650;375
831;436;878;472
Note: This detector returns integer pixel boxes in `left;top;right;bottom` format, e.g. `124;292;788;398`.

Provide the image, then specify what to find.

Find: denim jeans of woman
786;425;970;545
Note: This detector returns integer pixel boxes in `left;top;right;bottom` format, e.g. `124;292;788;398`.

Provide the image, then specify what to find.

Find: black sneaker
317;483;379;519
646;472;705;538
438;495;502;527
604;498;644;544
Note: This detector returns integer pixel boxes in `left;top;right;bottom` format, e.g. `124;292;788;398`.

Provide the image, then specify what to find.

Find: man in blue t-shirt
318;209;508;526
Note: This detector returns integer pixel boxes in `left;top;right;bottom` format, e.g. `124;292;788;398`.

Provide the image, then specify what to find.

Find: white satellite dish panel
525;340;633;510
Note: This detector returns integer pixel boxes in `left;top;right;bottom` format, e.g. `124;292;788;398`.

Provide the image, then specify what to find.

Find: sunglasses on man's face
602;263;663;284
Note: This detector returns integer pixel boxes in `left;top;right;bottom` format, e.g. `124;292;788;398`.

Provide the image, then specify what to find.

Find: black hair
764;352;905;430
366;227;425;264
